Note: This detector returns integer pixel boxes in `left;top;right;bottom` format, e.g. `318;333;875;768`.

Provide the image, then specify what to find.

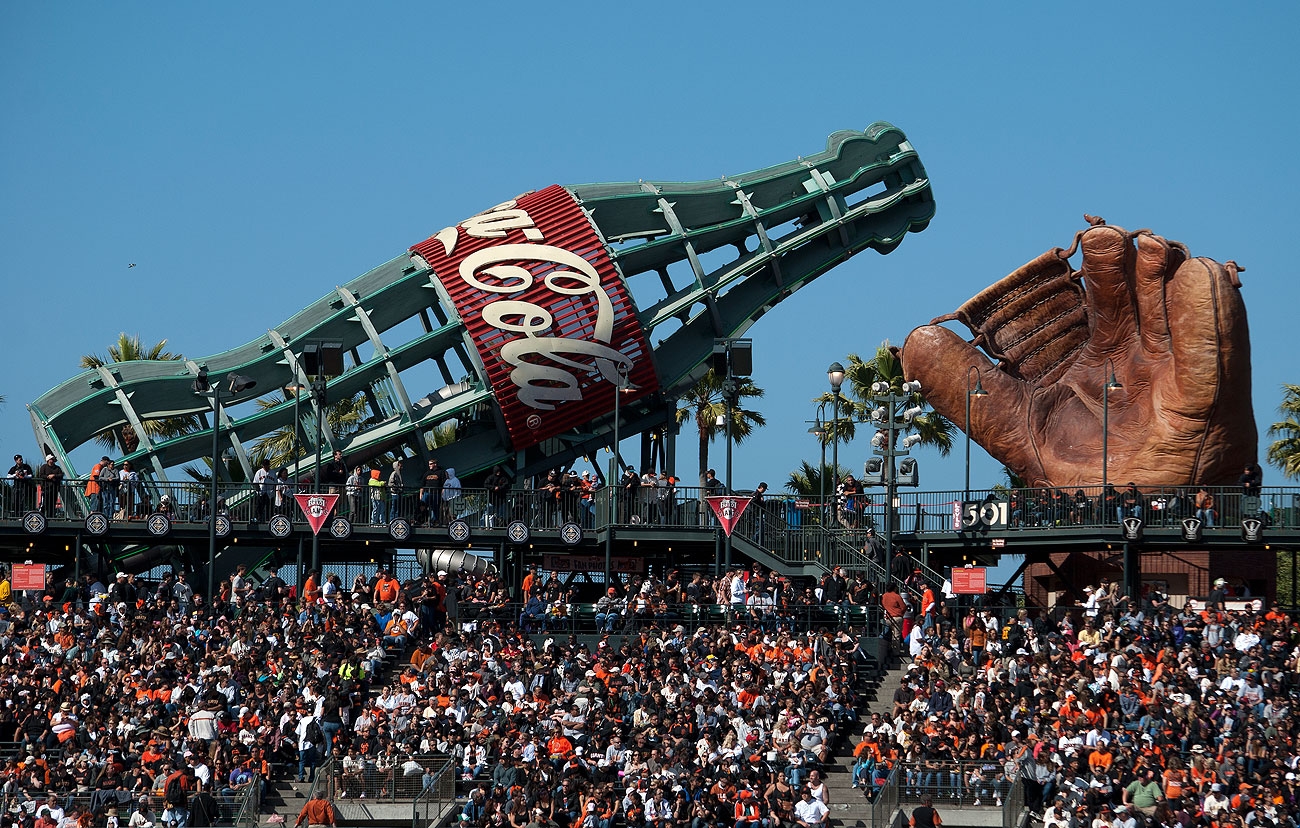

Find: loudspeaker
302;342;345;378
729;340;753;377
711;343;728;376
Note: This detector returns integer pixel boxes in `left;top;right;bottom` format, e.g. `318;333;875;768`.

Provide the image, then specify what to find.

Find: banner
295;493;339;536
706;496;750;537
11;564;45;591
951;567;987;594
543;554;644;574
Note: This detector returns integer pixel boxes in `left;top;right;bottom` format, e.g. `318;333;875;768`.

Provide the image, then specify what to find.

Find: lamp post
964;366;988;501
193;368;257;603
810;400;830;517
827;362;846;490
605;363;630;585
867;380;924;581
1101;358;1122;496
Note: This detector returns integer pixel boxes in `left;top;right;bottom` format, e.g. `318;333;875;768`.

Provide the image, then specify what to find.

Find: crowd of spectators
866;575;1300;827
2;544;1298;828
0;561;872;828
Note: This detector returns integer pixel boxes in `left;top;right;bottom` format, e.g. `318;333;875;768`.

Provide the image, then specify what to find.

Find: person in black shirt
324;450;348;493
420;459;445;526
1240;462;1263;497
36;455;64;518
909;796;941;828
8;454;35;514
484;466;511;528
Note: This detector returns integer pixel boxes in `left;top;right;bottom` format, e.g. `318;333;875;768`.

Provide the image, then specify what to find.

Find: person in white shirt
793;789;828;827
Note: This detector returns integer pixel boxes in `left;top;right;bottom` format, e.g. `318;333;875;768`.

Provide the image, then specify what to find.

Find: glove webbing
931;249;1088;385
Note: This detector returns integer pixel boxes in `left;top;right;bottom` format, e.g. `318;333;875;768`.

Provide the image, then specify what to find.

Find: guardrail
481;598;885;635
898;759;1015;807
870;763;901;827
411;759;456;828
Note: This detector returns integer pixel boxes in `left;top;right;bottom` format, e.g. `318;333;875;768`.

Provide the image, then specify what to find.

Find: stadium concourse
0;563;1297;828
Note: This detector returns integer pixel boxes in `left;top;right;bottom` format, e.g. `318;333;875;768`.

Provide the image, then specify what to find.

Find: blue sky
3;2;1298;509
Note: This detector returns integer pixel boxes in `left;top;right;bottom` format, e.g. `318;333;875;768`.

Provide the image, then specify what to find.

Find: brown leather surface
901;221;1255;488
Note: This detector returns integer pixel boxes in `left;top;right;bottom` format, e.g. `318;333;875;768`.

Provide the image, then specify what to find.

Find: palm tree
250;391;372;469
1267;383;1300;479
80;333;197;453
785;460;846;497
813;341;954;456
674;369;766;485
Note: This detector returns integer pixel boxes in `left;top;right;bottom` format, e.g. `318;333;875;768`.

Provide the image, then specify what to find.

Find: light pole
605;363;630;585
809;400;830;519
1101;358;1122;498
193;368;257;603
867;380;924;577
827;362;846;491
964;366;988;501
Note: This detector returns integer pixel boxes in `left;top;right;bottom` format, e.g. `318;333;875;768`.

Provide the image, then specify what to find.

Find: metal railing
870;763;901;828
11;479;1299;533
898;760;1015;807
1003;775;1027;828
231;772;262;827
485;598;885;634
331;753;451;801
411;759;456;828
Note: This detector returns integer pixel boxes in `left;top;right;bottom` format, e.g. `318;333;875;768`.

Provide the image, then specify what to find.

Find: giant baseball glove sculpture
901;217;1255;488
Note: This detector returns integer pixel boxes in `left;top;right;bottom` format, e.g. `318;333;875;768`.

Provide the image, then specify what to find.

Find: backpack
306;717;325;745
165;774;187;806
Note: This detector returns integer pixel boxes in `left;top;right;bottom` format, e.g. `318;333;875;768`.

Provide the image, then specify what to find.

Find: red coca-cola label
410;186;658;451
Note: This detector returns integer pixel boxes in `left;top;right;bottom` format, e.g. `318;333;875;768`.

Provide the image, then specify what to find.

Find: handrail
870;763;901;828
231;772;262;827
411;758;456;828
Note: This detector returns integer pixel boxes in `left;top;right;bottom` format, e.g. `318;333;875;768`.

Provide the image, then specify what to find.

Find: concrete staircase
825;660;1011;828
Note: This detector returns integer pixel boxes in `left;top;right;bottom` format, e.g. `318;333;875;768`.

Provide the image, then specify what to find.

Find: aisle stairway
824;660;1011;828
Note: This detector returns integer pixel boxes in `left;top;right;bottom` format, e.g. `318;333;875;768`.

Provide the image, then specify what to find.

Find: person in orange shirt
522;566;536;601
302;569;321;605
546;733;573;766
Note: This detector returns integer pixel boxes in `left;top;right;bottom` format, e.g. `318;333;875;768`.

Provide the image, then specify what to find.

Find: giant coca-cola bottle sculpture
30;123;933;484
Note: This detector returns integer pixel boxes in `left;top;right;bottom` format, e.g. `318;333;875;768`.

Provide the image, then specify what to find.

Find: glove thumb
901;325;1043;485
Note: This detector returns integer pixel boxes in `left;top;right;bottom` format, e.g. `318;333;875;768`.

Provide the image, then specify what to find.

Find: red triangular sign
706;495;750;537
295;493;339;536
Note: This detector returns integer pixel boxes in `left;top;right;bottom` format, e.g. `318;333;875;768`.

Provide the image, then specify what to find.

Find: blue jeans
320;721;341;753
1196;508;1215;527
298;745;319;782
371;498;387;525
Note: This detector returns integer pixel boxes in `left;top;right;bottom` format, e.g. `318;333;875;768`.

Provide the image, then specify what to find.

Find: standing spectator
442;467;463;524
368;470;387;525
1240;461;1263;497
419;459;445;527
484;465;510;528
116;461;139;519
86;455;111;514
388;458;406;520
294;791;336;828
7;453;35;514
98;458;119;518
345;465;365;519
252;459;273;522
37;455;63;518
324;449;348;494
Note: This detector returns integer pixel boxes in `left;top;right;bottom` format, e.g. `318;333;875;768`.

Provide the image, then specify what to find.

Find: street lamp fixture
1102;358;1123;498
964;366;989;500
193;368;257;604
